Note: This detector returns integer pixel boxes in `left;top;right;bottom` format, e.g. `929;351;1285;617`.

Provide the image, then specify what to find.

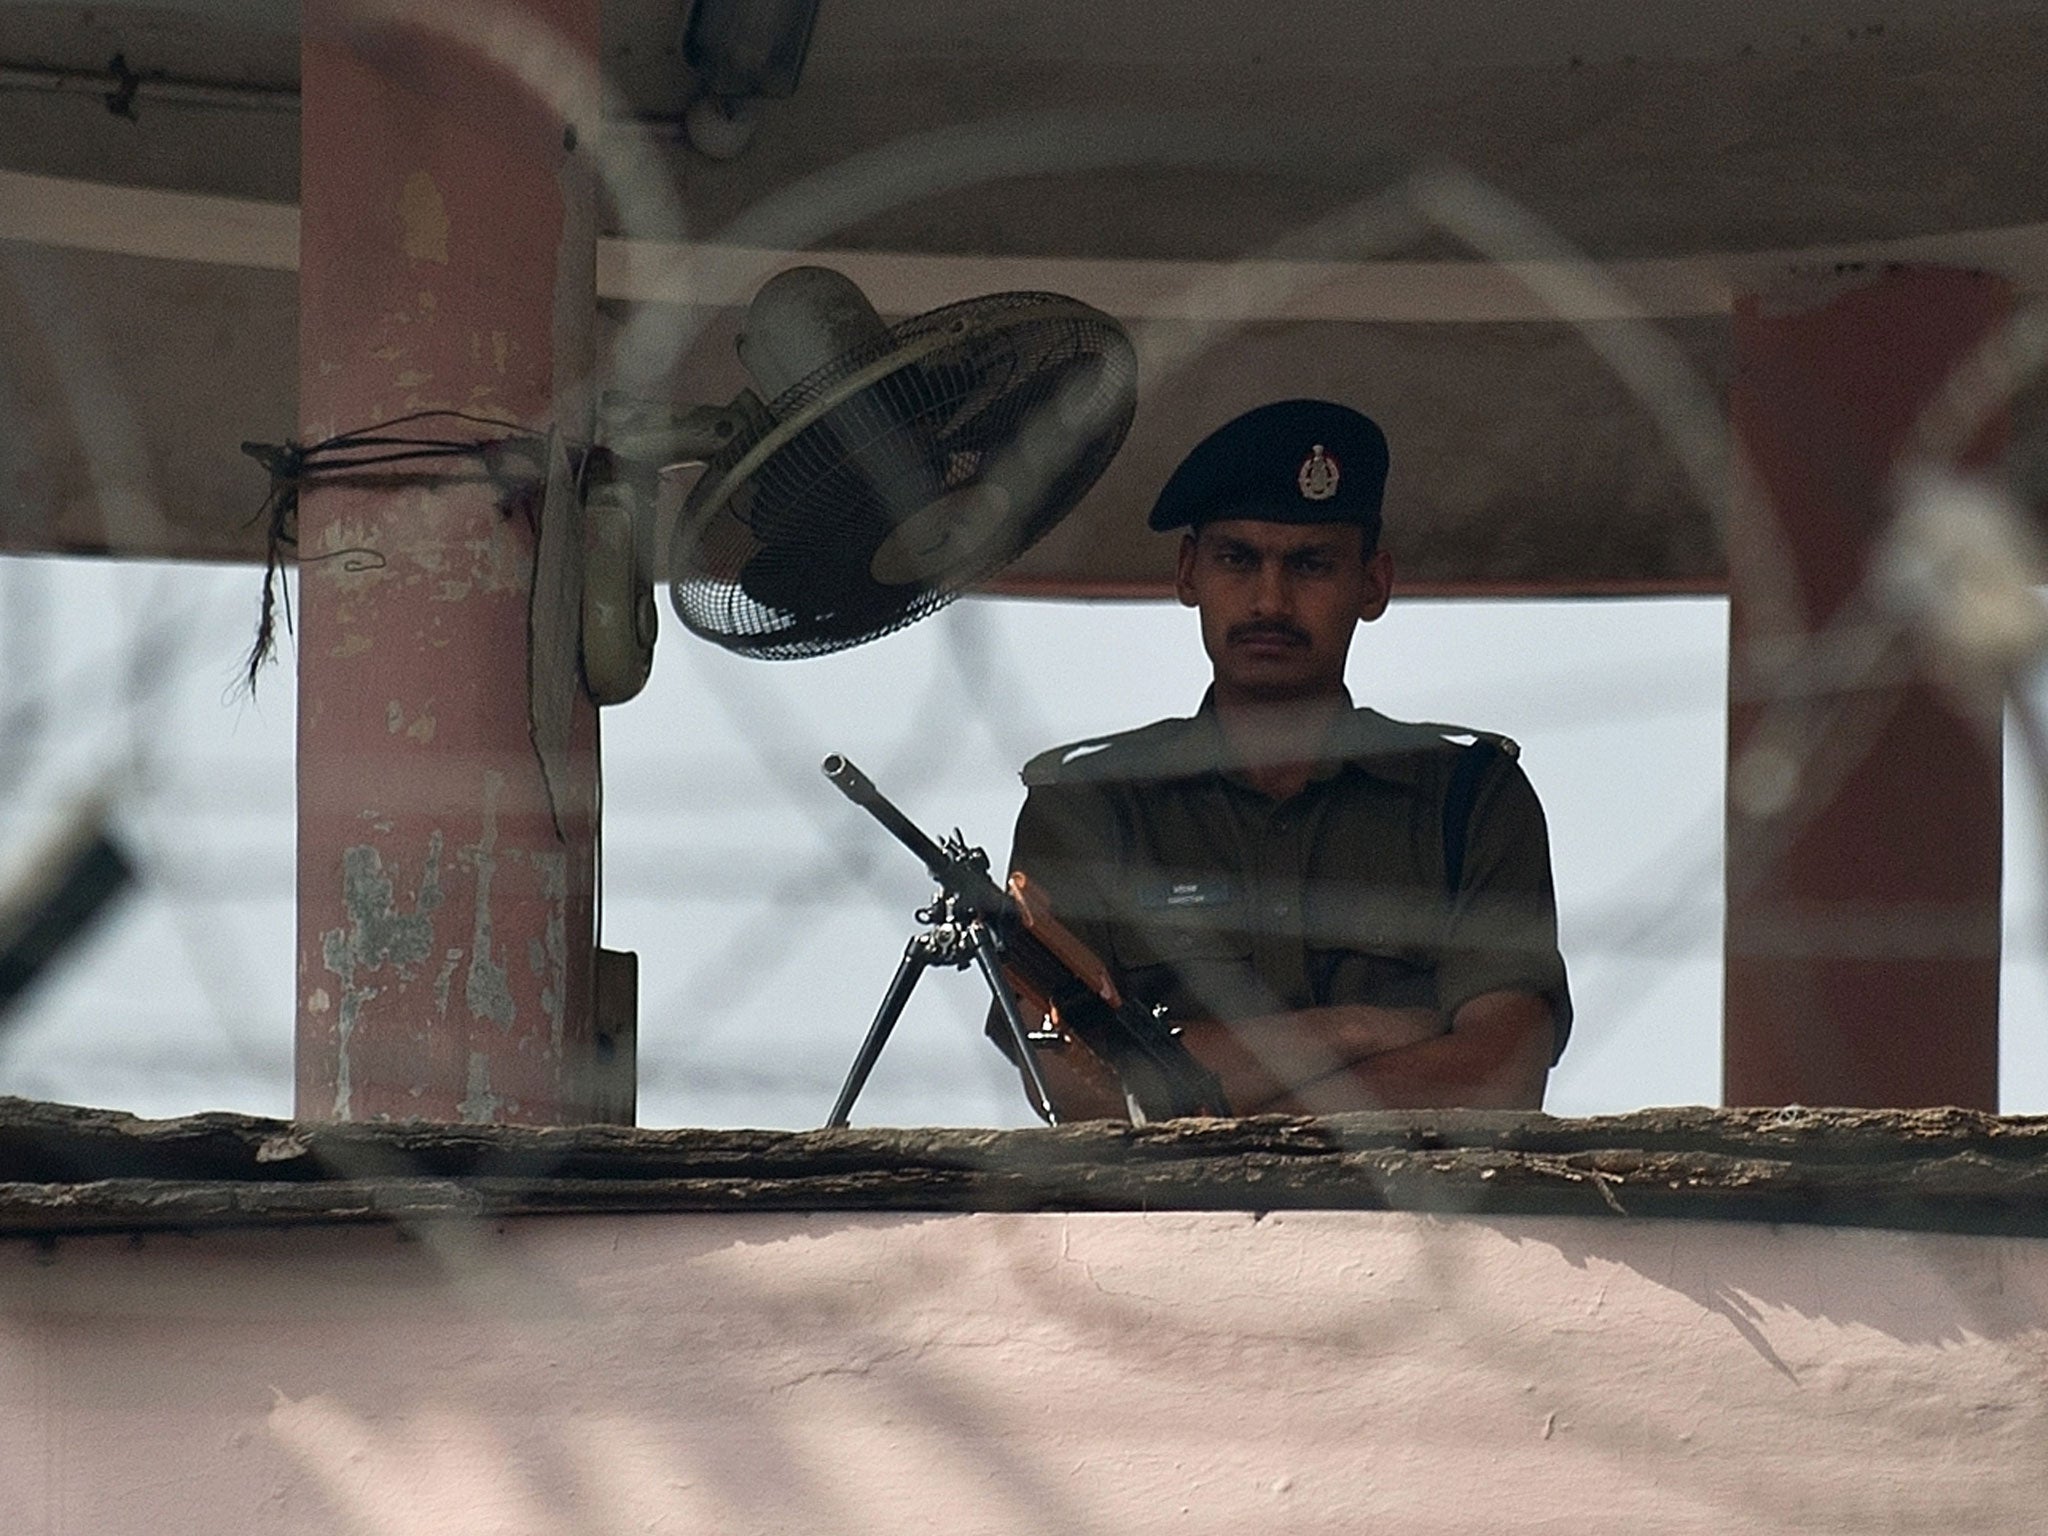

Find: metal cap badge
1298;443;1340;501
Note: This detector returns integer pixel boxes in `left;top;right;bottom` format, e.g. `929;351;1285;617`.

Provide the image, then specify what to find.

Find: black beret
1147;399;1389;543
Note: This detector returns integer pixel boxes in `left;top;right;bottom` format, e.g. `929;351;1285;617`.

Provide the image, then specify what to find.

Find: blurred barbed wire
11;6;2048;1528
2;0;2046;1135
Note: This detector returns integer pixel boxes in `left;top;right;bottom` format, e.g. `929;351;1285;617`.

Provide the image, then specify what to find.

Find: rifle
821;754;1231;1126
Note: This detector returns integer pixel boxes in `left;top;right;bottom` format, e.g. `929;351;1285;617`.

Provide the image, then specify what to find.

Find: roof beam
8;167;2048;325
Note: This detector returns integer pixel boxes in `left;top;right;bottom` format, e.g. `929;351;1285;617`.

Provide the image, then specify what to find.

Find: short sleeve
985;782;1127;1059
1435;753;1573;1061
1004;782;1123;966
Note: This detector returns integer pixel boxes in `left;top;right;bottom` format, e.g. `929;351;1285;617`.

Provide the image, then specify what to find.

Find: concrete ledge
5;1097;2048;1237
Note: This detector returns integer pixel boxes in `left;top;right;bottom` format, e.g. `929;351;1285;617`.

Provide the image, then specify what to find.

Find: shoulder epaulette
1353;710;1519;762
1020;716;1201;787
1415;721;1520;761
1023;709;1519;788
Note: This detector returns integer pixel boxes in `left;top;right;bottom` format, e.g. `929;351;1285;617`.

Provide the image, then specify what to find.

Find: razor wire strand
1414;210;2048;999
7;15;2041;1529
14;9;2042;1128
0;3;2023;1531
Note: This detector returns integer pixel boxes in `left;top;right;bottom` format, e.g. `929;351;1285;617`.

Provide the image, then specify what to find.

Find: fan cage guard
670;292;1138;660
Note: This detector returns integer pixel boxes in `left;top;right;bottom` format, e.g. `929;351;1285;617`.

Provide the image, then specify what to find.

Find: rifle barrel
821;754;979;894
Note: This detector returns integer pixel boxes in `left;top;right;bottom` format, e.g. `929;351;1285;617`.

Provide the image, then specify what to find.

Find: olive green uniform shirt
1005;695;1573;1060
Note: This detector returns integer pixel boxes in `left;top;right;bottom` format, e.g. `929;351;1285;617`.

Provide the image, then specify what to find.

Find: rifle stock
1006;871;1119;1006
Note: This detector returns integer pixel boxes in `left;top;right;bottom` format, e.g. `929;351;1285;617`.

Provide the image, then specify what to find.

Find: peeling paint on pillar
297;0;603;1125
318;836;444;1119
530;848;568;1055
397;170;450;264
432;947;461;1021
461;772;516;1031
459;1051;504;1123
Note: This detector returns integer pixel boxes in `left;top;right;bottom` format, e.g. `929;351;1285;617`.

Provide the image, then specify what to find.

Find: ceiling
4;0;2048;593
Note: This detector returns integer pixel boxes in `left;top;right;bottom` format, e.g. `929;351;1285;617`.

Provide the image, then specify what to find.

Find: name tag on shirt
1141;879;1237;910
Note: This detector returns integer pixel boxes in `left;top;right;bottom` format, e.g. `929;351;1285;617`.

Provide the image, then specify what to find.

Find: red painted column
296;0;603;1122
1725;268;2009;1109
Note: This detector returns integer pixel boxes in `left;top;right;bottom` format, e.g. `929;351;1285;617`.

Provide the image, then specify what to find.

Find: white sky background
2;552;2045;1126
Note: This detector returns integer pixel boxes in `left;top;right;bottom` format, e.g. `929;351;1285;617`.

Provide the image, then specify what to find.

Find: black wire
236;412;553;693
291;445;497;471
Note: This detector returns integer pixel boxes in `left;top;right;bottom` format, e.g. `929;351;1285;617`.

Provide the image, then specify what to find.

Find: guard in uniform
1001;399;1571;1115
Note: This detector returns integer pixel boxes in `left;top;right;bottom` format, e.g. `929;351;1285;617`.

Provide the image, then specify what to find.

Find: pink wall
4;1210;2046;1533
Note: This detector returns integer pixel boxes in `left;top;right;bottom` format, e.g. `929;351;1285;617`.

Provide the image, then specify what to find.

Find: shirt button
1269;898;1292;918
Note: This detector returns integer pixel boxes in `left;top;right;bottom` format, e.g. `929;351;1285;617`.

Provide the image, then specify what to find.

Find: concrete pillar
1724;268;2009;1109
295;0;604;1123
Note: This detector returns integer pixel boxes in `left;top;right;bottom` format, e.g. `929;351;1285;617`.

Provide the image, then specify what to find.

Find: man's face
1174;518;1393;702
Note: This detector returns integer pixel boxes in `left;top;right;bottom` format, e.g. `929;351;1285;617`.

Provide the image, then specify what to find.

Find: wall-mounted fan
584;266;1137;694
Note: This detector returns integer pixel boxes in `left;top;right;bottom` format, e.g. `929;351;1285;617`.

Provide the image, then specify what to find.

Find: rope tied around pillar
237;409;556;692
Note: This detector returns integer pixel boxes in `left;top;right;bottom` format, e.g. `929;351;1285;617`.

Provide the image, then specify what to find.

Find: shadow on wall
10;1205;2048;1533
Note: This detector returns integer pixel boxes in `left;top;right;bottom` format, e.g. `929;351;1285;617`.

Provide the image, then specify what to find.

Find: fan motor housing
669;285;1139;661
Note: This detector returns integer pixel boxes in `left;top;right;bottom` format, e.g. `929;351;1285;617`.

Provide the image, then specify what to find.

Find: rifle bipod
824;886;1060;1128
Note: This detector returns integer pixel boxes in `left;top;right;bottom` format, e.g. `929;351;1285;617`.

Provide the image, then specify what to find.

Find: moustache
1227;622;1310;647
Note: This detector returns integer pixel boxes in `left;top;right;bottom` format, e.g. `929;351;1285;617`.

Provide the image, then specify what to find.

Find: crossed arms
1036;991;1556;1119
1176;991;1556;1113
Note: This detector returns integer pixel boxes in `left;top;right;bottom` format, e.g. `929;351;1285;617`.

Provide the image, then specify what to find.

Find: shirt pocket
1108;917;1269;1022
1301;884;1443;1011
